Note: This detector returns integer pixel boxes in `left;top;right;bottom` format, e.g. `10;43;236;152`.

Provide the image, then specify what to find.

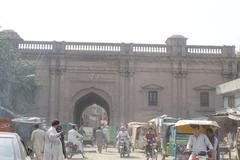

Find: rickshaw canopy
148;114;168;124
128;122;148;128
175;120;220;134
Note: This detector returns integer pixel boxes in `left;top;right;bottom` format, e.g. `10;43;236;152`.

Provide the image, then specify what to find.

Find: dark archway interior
74;92;110;126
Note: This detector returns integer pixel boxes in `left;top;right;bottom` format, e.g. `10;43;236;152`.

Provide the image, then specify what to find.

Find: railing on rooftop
11;40;234;57
132;44;167;54
18;42;53;50
65;42;121;53
187;45;223;55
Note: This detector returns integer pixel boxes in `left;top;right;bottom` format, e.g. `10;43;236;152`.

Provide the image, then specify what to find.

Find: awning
228;114;240;121
207;107;240;121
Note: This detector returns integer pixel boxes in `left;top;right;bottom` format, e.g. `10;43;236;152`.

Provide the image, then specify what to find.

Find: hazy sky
0;0;239;48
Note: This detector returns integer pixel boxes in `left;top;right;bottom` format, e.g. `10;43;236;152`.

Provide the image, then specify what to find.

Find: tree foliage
0;30;36;113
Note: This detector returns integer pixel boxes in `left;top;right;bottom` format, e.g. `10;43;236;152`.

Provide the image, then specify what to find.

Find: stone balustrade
132;44;167;54
8;40;235;57
187;45;223;55
65;42;121;53
17;41;53;50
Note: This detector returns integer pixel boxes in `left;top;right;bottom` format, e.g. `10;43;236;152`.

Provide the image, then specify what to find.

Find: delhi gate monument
11;35;236;125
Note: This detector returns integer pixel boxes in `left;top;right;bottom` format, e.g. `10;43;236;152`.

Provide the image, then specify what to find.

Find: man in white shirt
116;126;130;153
42;120;64;160
31;124;45;160
186;125;213;160
68;124;84;154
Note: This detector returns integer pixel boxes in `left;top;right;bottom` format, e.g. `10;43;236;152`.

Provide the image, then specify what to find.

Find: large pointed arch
71;87;112;126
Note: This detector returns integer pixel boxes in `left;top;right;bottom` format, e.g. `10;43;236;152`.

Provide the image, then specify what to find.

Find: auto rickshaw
127;122;148;150
148;115;179;158
172;120;220;160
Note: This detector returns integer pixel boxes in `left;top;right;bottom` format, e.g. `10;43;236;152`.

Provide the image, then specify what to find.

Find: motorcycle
65;141;85;159
146;140;158;160
119;139;130;158
188;151;210;160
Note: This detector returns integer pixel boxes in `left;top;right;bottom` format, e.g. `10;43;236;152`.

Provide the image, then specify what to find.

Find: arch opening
74;92;110;127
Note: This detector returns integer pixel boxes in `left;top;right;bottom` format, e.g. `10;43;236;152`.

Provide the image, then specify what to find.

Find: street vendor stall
207;107;240;159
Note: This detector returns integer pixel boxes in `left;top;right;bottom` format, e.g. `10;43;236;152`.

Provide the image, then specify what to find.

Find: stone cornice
193;85;216;91
141;84;164;91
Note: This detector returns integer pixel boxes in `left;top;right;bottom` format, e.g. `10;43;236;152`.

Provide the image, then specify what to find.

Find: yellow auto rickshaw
171;120;220;160
127;122;148;150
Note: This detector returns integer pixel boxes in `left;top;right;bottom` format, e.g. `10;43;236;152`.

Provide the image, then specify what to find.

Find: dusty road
67;147;156;160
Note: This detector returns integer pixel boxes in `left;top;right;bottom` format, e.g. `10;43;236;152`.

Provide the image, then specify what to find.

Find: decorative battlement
9;37;235;57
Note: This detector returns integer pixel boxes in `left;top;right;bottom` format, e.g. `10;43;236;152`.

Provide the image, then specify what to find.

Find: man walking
42;120;64;160
31;124;45;160
95;126;105;153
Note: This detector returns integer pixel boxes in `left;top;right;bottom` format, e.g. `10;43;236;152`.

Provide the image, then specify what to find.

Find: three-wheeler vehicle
171;120;220;160
127;122;148;151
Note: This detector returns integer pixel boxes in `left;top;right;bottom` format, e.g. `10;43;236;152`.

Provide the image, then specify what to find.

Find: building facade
217;78;240;108
11;35;237;125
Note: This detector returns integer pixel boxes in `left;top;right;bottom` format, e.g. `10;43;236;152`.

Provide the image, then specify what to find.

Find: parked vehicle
11;117;45;146
0;118;12;132
172;120;220;160
119;139;130;158
82;127;94;146
146;139;158;160
0;132;31;160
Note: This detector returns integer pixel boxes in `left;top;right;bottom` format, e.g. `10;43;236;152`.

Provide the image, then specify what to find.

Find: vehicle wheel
161;154;165;160
153;150;158;160
66;153;73;159
120;152;123;158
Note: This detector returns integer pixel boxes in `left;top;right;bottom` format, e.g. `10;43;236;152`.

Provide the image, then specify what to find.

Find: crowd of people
30;119;133;160
31;120;65;160
30;119;227;160
30;118;158;160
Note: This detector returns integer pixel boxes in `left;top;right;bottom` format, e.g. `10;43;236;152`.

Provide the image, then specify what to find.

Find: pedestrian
206;128;218;160
227;130;233;148
30;124;45;160
95;126;105;153
56;125;67;159
42;119;64;160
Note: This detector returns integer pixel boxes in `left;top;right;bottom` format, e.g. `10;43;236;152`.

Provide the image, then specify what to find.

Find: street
68;147;152;160
68;146;236;160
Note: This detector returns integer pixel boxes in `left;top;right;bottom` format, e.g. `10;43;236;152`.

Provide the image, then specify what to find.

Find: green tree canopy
0;30;36;113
